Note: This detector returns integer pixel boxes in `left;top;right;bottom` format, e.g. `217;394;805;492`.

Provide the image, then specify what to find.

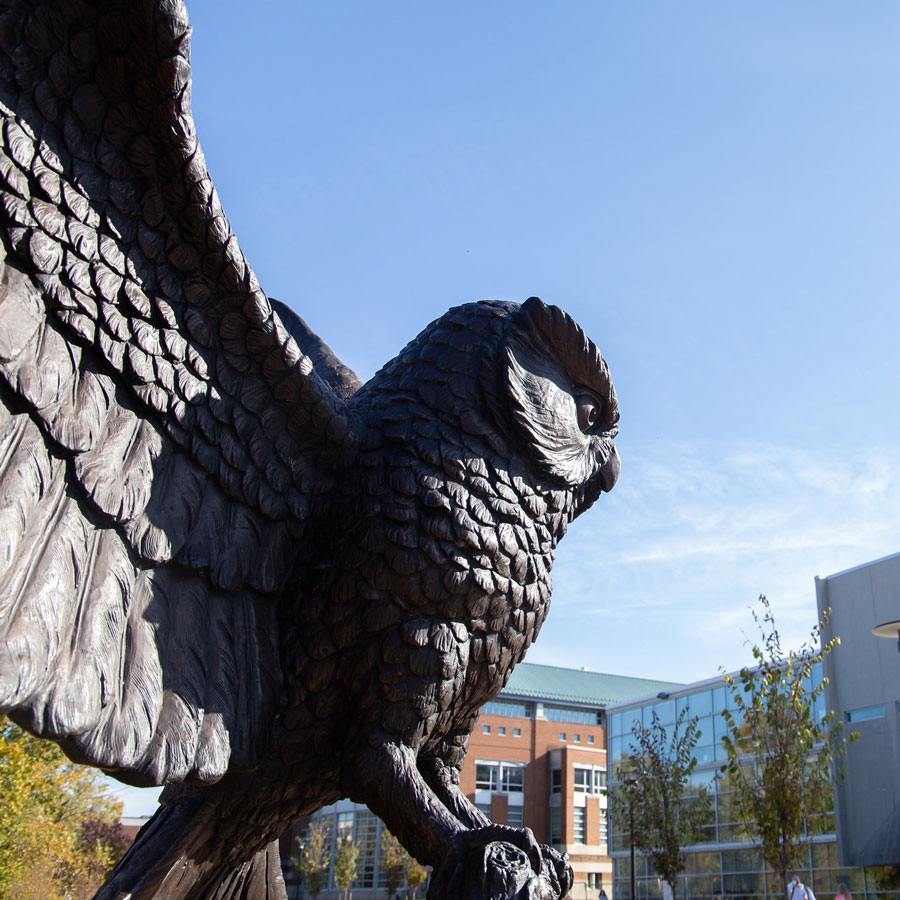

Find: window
507;806;523;828
544;705;600;725
514;728;521;737
610;711;624;737
550;807;561;844
559;732;566;741
573;806;586;844
476;763;498;791
574;767;592;793
476;801;491;818
353;810;378;888
337;812;354;841
688;690;713;717
481;699;531;718
498;727;506;736
476;761;524;793
587;735;594;744
573;734;580;742
483;725;490;734
848;705;885;722
574;764;607;794
647;698;676;726
501;765;524;792
598;808;608;845
610;735;624;762
551;768;561;794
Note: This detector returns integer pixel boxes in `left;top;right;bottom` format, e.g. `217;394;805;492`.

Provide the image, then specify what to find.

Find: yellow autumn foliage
0;717;127;900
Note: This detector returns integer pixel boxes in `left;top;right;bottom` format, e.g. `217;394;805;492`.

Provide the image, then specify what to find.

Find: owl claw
459;824;543;876
427;824;571;900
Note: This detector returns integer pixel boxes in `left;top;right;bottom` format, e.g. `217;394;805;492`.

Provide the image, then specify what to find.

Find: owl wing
0;0;361;786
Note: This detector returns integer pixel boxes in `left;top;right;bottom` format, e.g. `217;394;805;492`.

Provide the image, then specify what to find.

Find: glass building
607;668;900;900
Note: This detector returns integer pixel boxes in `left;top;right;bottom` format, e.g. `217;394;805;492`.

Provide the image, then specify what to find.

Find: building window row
544;705;602;725
482;724;523;736
557;731;596;744
611;839;898;900
608;663;826;740
482;699;533;718
551;765;608;795
480;699;602;726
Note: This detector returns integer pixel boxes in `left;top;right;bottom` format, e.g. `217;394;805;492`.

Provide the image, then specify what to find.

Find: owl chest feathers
351;439;568;635
280;444;565;746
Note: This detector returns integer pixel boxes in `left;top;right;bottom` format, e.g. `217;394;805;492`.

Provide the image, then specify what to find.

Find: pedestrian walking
788;874;817;900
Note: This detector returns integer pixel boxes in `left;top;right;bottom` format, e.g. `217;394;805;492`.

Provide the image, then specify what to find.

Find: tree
405;855;428;900
379;829;408;899
0;716;127;900
379;827;428;900
294;820;332;900
719;595;856;900
333;833;360;900
611;708;712;899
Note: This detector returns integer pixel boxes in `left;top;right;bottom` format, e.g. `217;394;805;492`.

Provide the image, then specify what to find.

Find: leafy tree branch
719;595;857;900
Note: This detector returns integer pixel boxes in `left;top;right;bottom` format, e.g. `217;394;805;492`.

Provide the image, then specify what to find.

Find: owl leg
417;751;490;828
349;739;464;866
349;739;570;900
418;751;573;897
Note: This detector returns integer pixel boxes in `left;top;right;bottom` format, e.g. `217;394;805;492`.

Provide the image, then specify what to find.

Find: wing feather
0;0;353;785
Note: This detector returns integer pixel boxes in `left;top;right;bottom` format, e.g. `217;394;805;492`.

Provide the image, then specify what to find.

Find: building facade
280;663;680;900
816;551;900;867
607;672;845;900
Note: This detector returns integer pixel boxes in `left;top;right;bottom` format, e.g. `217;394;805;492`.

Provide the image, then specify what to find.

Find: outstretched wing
0;0;360;786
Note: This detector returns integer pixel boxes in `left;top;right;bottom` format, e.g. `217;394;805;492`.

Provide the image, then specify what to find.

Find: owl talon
460;824;543;876
427;825;571;900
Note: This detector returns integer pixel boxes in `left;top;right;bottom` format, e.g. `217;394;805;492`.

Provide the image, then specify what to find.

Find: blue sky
110;2;900;814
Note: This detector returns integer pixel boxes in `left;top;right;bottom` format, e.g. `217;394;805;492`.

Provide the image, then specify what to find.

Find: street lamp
873;620;900;652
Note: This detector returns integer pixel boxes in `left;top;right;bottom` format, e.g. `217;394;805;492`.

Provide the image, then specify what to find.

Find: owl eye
574;392;602;433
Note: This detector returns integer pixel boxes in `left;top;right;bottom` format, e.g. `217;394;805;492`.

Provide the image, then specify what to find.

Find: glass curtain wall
606;666;886;900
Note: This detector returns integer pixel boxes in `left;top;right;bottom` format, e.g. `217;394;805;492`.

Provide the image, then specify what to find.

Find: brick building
280;663;680;900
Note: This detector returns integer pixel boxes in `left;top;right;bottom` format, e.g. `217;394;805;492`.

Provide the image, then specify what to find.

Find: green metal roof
500;663;683;708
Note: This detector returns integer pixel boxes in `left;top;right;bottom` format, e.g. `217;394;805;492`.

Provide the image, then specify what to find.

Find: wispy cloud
530;441;900;683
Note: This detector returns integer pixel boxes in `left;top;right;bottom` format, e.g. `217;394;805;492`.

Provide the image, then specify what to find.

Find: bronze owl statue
0;2;620;898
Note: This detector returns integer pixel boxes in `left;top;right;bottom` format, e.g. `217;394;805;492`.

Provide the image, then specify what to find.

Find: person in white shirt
788;874;817;900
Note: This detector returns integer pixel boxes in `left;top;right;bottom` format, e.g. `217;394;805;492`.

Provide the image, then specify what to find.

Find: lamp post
625;777;638;900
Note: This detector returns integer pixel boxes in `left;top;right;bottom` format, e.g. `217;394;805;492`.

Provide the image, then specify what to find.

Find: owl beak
598;446;620;493
571;446;620;521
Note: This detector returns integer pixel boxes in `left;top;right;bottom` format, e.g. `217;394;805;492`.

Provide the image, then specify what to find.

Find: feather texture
0;0;359;786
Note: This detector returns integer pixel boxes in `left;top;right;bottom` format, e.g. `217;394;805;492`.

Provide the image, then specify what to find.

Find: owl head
358;297;619;523
500;296;619;511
